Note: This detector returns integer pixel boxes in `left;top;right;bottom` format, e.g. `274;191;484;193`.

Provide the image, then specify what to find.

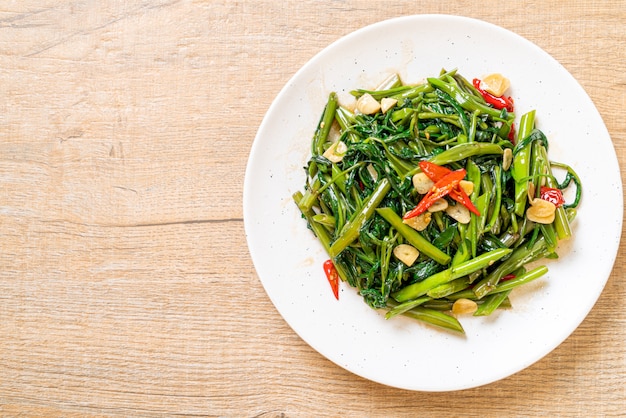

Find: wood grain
1;1;625;416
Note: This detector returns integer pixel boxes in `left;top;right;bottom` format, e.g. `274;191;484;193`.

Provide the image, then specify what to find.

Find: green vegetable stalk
294;69;582;334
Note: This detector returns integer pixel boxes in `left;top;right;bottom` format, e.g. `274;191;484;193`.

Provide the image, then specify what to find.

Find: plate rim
243;13;623;391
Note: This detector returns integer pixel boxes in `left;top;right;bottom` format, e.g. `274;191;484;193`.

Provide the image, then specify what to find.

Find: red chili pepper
540;186;565;208
416;161;481;216
501;274;516;282
449;187;481;216
419;161;451;180
472;78;514;112
508;122;516;144
404;169;466;219
323;259;339;300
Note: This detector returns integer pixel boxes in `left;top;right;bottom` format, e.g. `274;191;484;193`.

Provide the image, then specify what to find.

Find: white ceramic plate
243;15;621;391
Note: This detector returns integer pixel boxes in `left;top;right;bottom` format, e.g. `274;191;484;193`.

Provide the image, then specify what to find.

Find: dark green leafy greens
293;69;582;334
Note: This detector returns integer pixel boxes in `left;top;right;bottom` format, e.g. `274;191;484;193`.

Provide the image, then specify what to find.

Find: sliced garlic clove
502;148;513;171
427;198;449;213
482;73;511;97
446;202;471;224
527;182;536;203
380;97;398;114
356;93;381;115
452;298;478;315
402;212;431;231
393;244;420;267
322;140;348;163
527;198;556;224
412;172;434;194
459;180;474;196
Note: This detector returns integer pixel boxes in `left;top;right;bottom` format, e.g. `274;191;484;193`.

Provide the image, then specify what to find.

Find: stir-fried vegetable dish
293;69;582;334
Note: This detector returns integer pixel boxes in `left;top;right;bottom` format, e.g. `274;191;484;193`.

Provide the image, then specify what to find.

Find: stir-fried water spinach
293;69;582;334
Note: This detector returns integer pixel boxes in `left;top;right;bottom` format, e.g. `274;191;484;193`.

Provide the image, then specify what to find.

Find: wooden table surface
1;1;624;416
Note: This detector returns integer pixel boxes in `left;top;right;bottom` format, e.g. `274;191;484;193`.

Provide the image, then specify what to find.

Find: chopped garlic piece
446;202;471;224
502;148;513;171
527;198;556;224
322;140;348;163
527;182;536;203
393;244;420;267
402;212;431;231
356;93;381;115
459;180;474;196
380;97;398;114
482;73;510;97
427;198;448;213
412;172;434;194
452;298;478;315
